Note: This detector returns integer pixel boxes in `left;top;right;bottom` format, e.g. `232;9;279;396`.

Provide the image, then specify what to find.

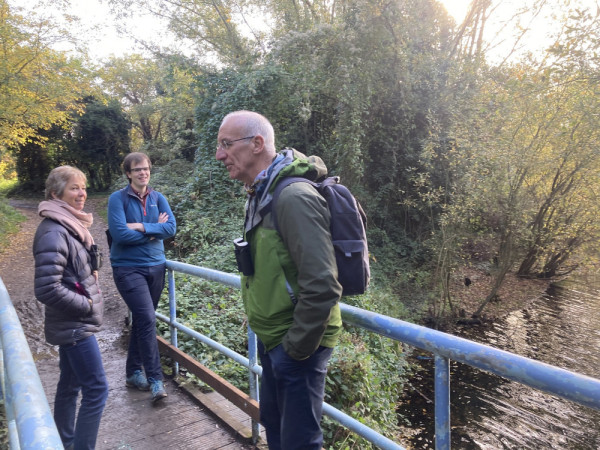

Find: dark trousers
55;335;108;450
258;341;333;450
113;263;166;381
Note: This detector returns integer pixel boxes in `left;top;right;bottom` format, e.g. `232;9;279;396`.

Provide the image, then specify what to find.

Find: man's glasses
130;167;150;173
217;136;255;150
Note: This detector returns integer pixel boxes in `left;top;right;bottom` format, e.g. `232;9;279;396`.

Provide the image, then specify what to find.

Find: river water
398;275;600;449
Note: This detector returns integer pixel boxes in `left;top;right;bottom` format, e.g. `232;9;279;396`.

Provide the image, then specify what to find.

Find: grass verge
0;179;26;252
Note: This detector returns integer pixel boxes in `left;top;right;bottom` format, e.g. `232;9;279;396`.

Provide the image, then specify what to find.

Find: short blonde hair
45;166;87;200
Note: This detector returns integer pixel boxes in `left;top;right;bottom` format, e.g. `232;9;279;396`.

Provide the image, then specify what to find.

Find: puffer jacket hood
33;218;103;346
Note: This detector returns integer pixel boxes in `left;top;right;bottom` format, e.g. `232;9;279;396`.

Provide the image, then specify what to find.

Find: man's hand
158;212;169;223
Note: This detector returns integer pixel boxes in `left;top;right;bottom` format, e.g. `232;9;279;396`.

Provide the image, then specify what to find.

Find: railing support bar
247;327;261;443
167;269;179;376
435;354;451;450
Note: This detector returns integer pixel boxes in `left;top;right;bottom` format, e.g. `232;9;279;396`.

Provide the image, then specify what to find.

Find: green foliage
192;65;297;219
0;1;94;148
98;54;201;164
0;197;25;250
322;323;406;448
0;177;16;194
12;98;131;192
12;127;56;192
66;98;131;190
156;276;249;388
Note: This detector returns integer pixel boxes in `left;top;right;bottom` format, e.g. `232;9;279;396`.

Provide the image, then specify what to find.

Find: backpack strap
261;177;318;305
270;177;319;235
119;187;131;213
265;176;321;306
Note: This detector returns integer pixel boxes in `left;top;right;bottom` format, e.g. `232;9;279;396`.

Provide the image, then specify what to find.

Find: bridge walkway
3;198;260;450
34;332;258;450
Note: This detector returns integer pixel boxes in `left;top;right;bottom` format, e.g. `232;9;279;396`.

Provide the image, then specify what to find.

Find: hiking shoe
149;378;167;402
125;370;150;391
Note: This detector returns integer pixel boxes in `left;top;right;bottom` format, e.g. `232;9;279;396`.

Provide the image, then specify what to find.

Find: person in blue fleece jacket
107;152;176;402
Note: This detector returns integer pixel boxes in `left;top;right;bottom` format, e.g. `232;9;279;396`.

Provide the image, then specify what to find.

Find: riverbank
449;267;551;323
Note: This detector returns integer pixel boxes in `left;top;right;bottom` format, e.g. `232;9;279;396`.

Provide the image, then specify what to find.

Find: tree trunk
474;230;514;318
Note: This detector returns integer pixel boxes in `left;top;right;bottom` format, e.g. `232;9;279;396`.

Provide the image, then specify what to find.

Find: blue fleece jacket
107;185;176;267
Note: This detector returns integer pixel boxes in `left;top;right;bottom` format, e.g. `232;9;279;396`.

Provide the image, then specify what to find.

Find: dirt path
0;198;252;449
0;197;128;359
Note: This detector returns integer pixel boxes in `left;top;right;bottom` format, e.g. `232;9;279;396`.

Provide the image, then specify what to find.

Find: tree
98;54;199;163
13;126;59;192
12;98;131;191
0;1;92;149
66;98;132;190
99;55;164;144
106;0;259;66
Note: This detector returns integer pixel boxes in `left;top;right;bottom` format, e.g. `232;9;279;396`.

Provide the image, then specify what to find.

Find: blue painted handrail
0;277;63;450
164;260;402;448
163;260;600;449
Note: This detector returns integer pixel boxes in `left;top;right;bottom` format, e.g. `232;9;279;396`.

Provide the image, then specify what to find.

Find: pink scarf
38;199;95;250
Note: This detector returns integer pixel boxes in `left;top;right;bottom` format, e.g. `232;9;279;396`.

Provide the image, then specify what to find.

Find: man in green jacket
216;110;343;450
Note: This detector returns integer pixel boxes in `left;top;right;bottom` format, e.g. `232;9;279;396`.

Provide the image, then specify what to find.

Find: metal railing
163;260;600;450
0;277;63;450
157;261;600;449
3;261;600;449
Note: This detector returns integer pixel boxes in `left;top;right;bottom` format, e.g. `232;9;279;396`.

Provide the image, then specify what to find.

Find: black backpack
270;176;370;296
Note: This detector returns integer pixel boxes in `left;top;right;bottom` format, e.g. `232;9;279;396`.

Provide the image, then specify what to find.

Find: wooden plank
157;336;260;422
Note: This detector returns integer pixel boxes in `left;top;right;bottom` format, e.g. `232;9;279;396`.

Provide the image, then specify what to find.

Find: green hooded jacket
242;149;343;360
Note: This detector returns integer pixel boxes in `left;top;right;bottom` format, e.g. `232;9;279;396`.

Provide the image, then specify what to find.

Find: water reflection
398;277;600;449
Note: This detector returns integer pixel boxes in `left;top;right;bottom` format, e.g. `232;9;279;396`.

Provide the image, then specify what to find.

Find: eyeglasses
130;167;150;173
217;136;255;150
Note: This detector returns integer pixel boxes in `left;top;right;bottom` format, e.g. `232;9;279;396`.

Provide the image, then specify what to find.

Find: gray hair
223;111;276;152
45;166;87;200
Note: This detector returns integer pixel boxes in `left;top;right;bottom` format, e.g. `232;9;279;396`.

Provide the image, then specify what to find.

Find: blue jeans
55;335;108;450
113;264;166;381
258;341;333;450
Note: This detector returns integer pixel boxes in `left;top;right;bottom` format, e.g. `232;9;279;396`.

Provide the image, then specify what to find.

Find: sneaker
125;370;150;391
149;378;167;402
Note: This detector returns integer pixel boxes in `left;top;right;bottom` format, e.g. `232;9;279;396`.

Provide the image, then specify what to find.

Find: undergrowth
10;160;424;449
153;167;421;448
0;178;26;251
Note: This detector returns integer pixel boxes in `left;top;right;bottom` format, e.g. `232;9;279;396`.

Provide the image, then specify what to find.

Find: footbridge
2;261;600;450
